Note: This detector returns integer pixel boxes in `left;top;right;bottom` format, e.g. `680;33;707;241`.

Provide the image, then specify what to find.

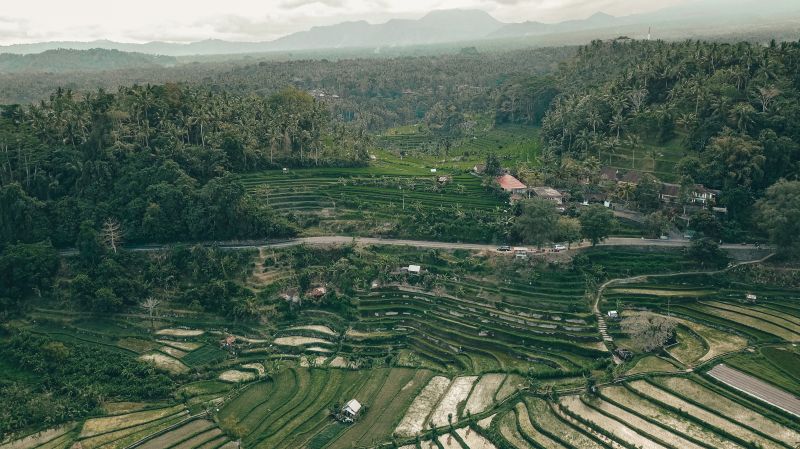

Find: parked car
553;244;567;251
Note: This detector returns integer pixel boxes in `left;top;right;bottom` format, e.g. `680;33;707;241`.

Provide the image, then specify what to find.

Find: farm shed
342;399;363;422
408;265;421;274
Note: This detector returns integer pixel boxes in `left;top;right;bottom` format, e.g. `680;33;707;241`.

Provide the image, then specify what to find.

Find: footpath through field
592;252;774;363
707;364;800;417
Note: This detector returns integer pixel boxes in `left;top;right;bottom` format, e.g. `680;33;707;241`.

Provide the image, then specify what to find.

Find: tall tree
514;199;559;248
755;180;800;256
579;205;617;246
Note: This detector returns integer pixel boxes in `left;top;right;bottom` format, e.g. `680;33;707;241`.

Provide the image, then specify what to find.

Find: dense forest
538;39;800;236
0;47;573;125
0;84;379;247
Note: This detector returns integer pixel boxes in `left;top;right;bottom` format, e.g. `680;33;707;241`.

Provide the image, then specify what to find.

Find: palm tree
141;297;160;332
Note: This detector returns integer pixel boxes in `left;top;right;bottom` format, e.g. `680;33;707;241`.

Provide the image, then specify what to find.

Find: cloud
281;0;347;8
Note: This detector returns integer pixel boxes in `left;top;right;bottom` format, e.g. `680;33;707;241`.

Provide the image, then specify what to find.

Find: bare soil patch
157;340;202;351
273;336;330;346
218;370;257;383
395;376;451;437
662;375;800;441
159;345;187;358
241;363;265;377
79;405;185;437
429;376;478;427
0;424;74;449
601;385;741;449
463;374;505;416
288;325;337;336
629;380;783;449
138;353;189;374
455;427;497;449
155;328;204;337
560;395;669;449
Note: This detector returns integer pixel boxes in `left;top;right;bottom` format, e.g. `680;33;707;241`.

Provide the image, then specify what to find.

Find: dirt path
707;364;800;417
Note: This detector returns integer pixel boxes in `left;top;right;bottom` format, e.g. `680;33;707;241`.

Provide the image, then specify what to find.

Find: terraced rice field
604;271;800;341
0;424;77;449
241;168;502;214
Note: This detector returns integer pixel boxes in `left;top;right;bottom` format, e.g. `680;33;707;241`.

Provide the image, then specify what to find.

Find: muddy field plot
0;423;76;449
155;328;205;337
659;372;800;432
429;376;478;427
463;374;505;416
287;325;337;336
395;376;451;437
135;419;218;449
560;395;669;449
600;385;742;449
628;380;786;449
455;426;497;449
79;405;186;438
273;336;332;346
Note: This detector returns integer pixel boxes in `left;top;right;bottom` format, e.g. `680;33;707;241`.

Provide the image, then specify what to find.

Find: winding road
57;235;768;256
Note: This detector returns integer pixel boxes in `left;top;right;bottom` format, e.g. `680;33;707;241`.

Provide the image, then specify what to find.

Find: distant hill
269;9;503;51
0;48;177;73
2;1;800;58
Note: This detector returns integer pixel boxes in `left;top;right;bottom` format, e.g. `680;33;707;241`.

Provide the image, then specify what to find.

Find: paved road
58;235;768;256
708;364;800;417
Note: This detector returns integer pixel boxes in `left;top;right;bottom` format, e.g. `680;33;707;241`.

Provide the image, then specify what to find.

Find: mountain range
2;0;800;57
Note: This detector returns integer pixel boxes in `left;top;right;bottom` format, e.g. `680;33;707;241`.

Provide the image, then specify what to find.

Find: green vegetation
2;32;800;449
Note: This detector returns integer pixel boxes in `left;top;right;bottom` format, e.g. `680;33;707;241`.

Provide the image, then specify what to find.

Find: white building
341;399;362;423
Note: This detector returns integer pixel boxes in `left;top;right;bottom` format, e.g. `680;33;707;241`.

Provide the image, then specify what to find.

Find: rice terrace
3;1;800;448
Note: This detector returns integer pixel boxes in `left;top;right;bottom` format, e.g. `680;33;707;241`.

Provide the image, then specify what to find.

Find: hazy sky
0;0;690;45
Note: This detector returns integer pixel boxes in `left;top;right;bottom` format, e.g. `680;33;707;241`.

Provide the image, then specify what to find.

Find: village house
307;286;327;298
496;174;528;196
660;183;681;203
618;170;642;186
692;185;721;205
599;166;619;182
660;183;721;205
531;186;564;204
472;164;486;175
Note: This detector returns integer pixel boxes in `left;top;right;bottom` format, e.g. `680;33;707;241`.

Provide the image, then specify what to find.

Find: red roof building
496;174;527;194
